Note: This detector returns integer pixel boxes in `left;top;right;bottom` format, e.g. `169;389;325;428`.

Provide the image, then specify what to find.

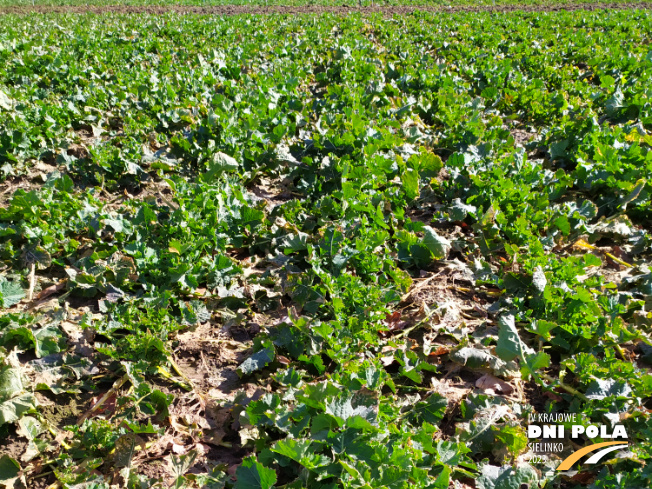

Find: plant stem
77;373;129;426
395;310;437;338
28;262;36;301
539;372;589;402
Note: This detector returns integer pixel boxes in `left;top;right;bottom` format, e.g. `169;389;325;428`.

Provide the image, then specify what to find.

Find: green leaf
528;320;556;341
235;457;276;489
436;440;471;465
33;325;63;358
527;351;550;370
270;438;331;470
422;227;451;260
0;455;20;483
549;139;568;160
492;425;528;458
270;438;311;462
553;215;570;235
399;365;422;384
325;395;377;427
402;168;419;200
521;351;550;379
409;394;447;425
417;151;443;179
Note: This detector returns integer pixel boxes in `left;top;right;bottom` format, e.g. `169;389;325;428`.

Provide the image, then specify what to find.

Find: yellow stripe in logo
557;441;628;471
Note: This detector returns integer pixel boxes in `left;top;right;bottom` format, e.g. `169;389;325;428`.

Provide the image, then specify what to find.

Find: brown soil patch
0;161;60;206
0;3;650;16
511;128;536;148
175;324;246;397
136;460;169;485
249;177;295;211
0;428;29;463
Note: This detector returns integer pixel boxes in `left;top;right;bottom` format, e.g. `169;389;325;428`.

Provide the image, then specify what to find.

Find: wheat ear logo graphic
556;441;629;471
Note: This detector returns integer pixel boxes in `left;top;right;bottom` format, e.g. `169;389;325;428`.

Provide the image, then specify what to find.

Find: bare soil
0;3;650;15
0;428;28;462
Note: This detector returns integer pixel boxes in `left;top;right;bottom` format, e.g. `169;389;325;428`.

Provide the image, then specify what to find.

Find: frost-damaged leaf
17;416;42;441
235;457;276;489
0;277;25;308
449;346;495;370
0;366;23;400
605;87;624;116
141;146;178;171
274;143;300;165
449;198;477;221
422;226;451;260
180;300;211;326
0;393;36;426
17;416;43;462
237;345;275;376
496;314;531;362
203;151;240;181
5;323;64;359
279;232;308;253
585;379;632;400
0;365;37;425
620;178;646;210
532;266;547;293
495;315;549;379
33;325;64;358
170;449;198;480
114;433;147;468
0;455;20;484
639;341;652;365
0;89;12;111
477;463;538;489
588;215;634;239
22;244;52;269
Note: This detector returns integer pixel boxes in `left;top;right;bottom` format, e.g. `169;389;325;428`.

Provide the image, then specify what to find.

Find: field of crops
0;5;651;489
0;0;648;8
